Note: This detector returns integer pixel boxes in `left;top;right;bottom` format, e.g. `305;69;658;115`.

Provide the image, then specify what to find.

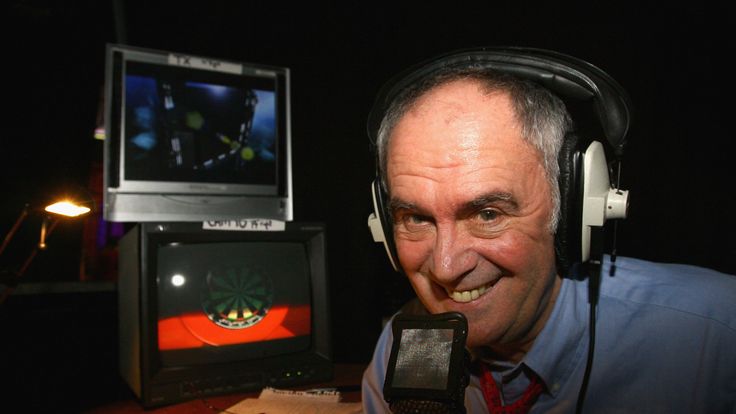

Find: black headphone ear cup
372;178;401;271
555;133;585;275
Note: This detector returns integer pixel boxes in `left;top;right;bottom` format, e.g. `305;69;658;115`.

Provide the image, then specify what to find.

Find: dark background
1;1;733;411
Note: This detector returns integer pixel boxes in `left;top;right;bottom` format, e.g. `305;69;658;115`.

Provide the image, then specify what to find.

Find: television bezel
103;43;293;222
118;221;332;407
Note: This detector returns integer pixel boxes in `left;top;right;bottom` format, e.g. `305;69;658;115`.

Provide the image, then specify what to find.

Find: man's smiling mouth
445;281;496;303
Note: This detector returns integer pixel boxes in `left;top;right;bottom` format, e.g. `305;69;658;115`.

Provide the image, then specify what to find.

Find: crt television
103;44;292;222
118;221;331;407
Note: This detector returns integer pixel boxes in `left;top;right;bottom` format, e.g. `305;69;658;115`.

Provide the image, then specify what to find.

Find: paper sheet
224;387;363;414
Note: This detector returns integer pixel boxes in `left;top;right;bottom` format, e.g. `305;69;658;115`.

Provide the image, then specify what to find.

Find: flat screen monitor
118;222;331;407
103;44;292;222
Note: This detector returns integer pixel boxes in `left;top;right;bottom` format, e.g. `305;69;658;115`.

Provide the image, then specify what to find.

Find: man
361;51;736;413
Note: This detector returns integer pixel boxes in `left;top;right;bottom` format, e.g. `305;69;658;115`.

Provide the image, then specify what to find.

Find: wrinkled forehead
389;89;546;195
396;76;519;125
388;80;526;158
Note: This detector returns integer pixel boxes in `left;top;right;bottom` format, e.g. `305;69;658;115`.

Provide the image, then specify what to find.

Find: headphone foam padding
555;133;585;274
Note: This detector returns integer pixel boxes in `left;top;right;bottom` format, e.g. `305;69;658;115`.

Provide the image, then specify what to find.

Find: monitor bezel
103;44;293;222
119;222;332;406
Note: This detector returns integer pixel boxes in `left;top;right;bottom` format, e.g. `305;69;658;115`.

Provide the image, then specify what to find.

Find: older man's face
387;79;561;357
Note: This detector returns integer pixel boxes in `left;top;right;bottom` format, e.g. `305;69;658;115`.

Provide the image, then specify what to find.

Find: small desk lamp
0;197;93;304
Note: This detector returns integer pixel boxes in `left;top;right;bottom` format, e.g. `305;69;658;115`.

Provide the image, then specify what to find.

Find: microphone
383;312;470;414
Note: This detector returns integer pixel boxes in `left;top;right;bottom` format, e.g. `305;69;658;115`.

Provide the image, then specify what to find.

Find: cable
575;291;597;414
575;262;600;414
610;159;623;269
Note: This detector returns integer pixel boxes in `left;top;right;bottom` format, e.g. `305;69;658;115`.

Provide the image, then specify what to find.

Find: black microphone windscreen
383;312;470;414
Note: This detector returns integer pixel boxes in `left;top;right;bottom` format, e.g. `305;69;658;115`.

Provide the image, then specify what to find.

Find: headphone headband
367;46;632;156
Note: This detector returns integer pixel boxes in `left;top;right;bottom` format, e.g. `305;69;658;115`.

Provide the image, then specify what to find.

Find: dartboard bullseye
200;265;274;329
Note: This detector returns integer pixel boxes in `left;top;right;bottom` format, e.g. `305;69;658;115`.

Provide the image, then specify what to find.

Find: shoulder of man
600;255;736;331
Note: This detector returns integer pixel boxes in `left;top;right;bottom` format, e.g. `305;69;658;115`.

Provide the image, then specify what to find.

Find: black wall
1;1;734;408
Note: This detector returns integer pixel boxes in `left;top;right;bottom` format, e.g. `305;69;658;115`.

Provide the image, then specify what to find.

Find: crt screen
155;241;311;358
123;61;279;186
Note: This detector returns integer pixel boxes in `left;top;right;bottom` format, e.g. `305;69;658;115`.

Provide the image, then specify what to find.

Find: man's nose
428;224;475;283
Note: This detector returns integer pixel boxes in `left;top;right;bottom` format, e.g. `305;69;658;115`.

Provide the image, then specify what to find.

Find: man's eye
477;209;499;222
468;208;505;237
402;214;431;228
396;213;432;232
407;214;427;224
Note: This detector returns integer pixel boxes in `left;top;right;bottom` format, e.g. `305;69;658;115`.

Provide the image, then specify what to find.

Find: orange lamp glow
44;201;91;217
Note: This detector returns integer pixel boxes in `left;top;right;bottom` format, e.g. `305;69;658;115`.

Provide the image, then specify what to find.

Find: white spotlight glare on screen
171;274;186;287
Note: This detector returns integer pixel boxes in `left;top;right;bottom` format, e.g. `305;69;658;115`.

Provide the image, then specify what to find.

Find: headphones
366;46;632;274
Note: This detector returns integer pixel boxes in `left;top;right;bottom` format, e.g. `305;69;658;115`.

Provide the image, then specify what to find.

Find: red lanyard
479;363;545;414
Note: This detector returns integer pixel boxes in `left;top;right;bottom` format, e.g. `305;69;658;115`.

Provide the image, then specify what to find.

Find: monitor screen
124;63;279;189
104;44;292;222
155;241;311;365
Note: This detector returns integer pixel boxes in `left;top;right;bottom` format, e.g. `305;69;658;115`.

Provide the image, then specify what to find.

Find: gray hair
375;67;572;233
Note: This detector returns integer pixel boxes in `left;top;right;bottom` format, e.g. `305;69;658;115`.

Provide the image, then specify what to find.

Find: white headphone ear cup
368;179;400;271
581;141;629;263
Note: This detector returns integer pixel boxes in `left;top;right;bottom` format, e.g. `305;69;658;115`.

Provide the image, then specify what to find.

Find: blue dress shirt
362;256;736;413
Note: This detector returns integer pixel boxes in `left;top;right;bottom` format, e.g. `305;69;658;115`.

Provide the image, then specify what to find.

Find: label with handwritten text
168;53;242;74
202;219;285;232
